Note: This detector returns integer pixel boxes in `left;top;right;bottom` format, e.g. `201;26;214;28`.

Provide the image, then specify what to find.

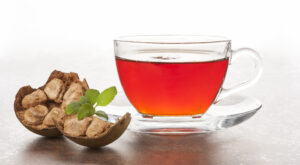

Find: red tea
116;55;229;116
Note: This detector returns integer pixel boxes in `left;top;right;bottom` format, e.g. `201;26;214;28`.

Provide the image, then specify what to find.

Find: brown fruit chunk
22;90;47;108
62;83;85;110
43;107;60;127
86;117;109;138
44;78;65;103
24;105;48;125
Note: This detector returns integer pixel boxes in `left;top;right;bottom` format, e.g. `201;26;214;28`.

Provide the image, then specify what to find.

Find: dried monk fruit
14;70;131;147
14;70;89;137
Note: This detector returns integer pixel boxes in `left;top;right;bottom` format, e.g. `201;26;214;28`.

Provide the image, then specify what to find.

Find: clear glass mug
114;35;262;133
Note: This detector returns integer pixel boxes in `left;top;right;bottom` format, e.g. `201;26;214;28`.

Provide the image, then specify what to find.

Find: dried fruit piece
62;83;85;110
44;78;65;103
43;107;61;127
22;90;47;108
86;117;109;138
30;105;49;117
24;105;48;125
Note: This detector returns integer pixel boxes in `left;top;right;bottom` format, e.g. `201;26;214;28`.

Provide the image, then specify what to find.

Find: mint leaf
78;96;91;105
65;102;81;115
95;110;108;120
65;86;118;121
77;108;87;120
85;89;100;105
96;86;117;106
87;105;95;116
77;103;94;120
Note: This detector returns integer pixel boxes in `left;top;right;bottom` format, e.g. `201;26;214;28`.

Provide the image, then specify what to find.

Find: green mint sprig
65;86;117;120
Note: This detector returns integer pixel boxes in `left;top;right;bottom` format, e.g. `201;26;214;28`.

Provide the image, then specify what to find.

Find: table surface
0;52;299;165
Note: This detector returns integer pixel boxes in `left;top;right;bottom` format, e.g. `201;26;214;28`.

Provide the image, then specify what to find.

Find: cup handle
215;48;263;102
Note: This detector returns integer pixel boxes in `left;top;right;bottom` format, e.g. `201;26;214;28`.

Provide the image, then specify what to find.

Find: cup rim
114;35;230;44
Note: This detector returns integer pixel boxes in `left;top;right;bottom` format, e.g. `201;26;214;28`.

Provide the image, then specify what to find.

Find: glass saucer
103;93;262;134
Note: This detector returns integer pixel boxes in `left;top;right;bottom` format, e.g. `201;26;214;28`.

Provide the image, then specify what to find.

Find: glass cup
114;35;262;133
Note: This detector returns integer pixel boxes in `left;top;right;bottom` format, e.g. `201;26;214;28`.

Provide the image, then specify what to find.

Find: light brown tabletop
0;53;299;165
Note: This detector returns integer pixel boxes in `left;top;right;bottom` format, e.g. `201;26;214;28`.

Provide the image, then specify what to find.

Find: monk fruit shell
55;113;131;148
